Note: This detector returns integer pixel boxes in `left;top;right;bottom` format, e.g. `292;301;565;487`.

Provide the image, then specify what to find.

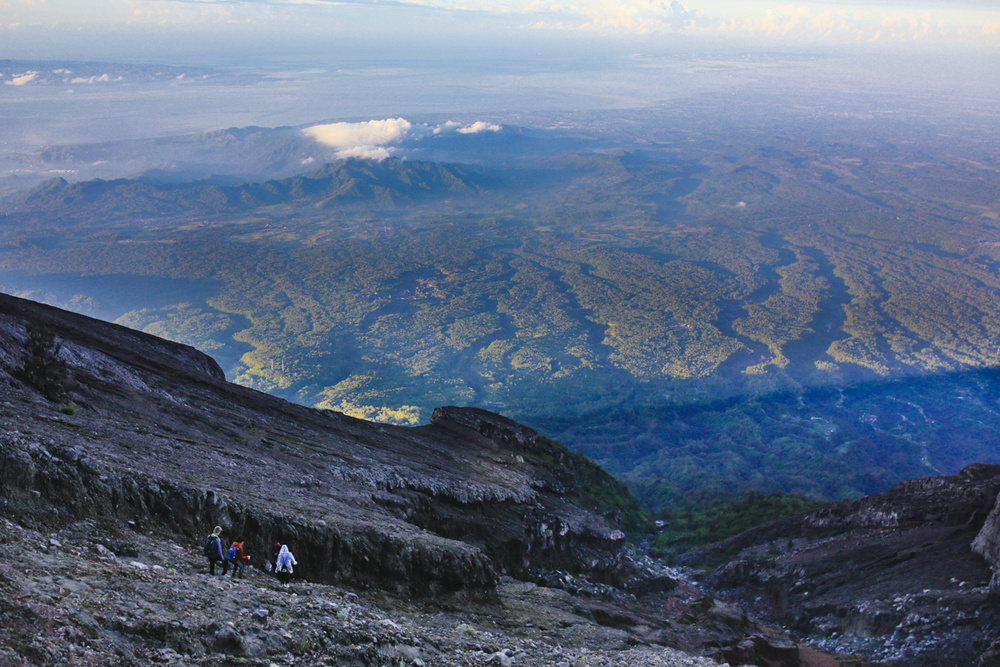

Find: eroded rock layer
699;464;1000;665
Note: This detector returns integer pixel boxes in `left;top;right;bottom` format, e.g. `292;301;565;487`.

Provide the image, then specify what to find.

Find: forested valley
3;101;1000;525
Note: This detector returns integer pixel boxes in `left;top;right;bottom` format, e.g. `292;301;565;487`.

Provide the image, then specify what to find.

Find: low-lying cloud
303;118;413;160
302;118;502;160
5;71;39;86
456;121;502;134
70;74;122;84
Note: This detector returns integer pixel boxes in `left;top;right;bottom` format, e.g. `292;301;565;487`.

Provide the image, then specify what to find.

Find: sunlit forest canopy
3;95;1000;515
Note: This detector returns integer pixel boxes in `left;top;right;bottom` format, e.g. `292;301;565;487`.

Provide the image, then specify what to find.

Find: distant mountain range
9;158;489;220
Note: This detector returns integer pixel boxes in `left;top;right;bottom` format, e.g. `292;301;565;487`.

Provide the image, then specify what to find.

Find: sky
1;0;998;63
0;0;997;166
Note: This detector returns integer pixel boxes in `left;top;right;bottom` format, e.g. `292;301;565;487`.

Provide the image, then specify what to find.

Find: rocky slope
0;292;848;665
695;464;1000;666
2;515;727;667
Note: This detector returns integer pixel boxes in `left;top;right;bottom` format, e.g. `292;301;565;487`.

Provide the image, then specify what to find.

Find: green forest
3;110;1000;520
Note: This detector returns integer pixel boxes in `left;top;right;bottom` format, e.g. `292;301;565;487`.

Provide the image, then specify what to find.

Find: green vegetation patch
649;491;823;558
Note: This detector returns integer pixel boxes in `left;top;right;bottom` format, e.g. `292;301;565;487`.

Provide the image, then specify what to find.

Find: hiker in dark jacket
205;526;225;575
271;543;281;574
228;538;250;579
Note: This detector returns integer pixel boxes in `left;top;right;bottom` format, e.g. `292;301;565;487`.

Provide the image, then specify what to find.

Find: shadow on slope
535;364;1000;516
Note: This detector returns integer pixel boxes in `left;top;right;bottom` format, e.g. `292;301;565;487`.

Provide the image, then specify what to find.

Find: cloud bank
302;118;502;160
456;121;503;134
70;74;122;84
5;71;39;86
3;0;997;60
706;4;1000;43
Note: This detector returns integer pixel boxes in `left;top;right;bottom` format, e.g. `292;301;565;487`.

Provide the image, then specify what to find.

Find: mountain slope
0;291;638;596
7;157;487;220
0;291;868;666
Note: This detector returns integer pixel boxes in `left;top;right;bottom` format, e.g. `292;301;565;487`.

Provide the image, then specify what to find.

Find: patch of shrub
14;321;70;402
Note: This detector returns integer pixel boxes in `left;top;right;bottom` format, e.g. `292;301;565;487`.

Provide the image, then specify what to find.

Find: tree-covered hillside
3;108;1000;516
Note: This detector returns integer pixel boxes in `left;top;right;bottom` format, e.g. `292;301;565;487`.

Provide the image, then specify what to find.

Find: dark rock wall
971;469;1000;589
0;429;498;597
703;464;1000;666
0;292;225;381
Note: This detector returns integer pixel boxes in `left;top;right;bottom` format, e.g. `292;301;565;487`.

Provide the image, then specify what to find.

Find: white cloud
511;0;703;34
3;0;997;50
336;145;396;160
702;3;1000;43
302;118;506;160
457;121;502;134
303;118;413;160
69;73;121;84
5;71;38;86
432;121;462;134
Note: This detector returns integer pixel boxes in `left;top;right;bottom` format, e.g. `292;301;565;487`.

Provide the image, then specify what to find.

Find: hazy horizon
2;1;998;161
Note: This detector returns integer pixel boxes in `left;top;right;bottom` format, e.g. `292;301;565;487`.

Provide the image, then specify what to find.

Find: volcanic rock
699;464;1000;665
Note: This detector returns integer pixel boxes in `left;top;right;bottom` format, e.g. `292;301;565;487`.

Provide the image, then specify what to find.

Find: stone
213;628;244;654
489;651;513;666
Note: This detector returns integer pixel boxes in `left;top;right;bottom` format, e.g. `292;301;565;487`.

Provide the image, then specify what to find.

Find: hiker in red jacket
227;538;250;579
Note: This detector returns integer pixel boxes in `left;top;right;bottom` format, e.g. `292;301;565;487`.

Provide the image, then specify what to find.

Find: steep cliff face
0;292;633;598
700;464;1000;666
971;476;1000;587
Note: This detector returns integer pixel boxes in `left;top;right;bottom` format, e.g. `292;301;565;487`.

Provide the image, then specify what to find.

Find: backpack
203;534;217;558
228;543;241;561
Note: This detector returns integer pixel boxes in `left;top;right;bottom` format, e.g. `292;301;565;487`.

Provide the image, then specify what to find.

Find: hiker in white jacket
275;544;297;585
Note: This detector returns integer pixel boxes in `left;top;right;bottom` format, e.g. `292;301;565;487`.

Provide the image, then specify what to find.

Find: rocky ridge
0;291;635;598
697;464;1000;665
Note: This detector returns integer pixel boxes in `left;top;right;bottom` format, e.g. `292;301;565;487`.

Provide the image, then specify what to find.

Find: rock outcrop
699;464;1000;666
970;469;1000;591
